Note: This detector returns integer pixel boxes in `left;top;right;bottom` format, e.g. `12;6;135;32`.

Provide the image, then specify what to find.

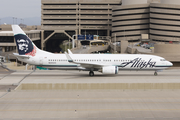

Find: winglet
68;49;73;54
65;52;73;62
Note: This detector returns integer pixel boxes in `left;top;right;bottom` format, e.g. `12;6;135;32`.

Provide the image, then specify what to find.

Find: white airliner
12;25;173;76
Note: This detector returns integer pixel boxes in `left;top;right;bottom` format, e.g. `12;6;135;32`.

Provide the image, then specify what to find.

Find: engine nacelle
101;66;118;74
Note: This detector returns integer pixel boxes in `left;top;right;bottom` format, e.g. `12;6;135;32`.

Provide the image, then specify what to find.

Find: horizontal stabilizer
13;53;30;59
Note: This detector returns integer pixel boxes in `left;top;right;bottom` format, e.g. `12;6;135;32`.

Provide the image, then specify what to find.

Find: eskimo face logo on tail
17;39;29;52
15;34;36;56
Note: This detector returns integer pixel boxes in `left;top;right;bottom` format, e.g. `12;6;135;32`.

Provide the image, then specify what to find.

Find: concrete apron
1;70;180;90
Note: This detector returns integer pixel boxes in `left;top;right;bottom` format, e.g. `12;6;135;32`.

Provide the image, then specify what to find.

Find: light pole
13;17;14;24
12;17;17;24
16;18;17;24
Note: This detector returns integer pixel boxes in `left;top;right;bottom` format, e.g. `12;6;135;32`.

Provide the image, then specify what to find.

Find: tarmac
0;66;180;119
2;68;180;90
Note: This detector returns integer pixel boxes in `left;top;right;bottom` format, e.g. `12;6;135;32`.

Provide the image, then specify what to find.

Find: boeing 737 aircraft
12;25;173;76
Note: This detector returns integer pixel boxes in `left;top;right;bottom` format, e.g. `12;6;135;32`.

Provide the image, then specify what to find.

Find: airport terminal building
112;0;180;43
41;0;121;51
41;0;180;43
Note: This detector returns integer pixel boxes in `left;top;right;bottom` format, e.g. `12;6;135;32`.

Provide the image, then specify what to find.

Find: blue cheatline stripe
117;65;125;67
155;65;172;67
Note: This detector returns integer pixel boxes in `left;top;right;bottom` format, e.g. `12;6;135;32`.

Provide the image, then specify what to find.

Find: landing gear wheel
154;71;158;76
89;71;94;76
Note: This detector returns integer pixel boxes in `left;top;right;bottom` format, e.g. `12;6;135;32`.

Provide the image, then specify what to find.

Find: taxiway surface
0;69;180;119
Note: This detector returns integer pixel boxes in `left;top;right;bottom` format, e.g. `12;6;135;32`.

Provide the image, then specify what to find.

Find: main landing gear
154;71;158;76
89;71;94;76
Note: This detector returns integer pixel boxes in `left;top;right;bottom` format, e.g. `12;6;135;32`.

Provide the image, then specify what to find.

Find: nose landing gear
154;71;158;76
89;71;94;76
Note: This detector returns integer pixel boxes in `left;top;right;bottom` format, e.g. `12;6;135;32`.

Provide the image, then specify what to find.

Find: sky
0;0;41;18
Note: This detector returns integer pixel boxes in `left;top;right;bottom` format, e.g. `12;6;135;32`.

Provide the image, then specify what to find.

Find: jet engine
101;66;118;74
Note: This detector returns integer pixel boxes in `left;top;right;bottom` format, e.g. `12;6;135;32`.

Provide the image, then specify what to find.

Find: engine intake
101;66;118;74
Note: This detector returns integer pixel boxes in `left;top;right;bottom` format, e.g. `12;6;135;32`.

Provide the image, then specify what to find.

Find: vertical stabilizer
12;25;38;56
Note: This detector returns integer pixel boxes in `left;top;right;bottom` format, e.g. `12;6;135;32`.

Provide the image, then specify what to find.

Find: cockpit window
160;59;166;61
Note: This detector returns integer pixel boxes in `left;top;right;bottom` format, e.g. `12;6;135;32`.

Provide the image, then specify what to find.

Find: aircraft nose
168;61;173;67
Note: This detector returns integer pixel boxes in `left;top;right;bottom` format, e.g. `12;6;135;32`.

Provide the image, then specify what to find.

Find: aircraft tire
89;71;94;76
154;71;158;76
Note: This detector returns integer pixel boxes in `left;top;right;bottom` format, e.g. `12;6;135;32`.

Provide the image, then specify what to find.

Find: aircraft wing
65;52;105;68
13;53;30;59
